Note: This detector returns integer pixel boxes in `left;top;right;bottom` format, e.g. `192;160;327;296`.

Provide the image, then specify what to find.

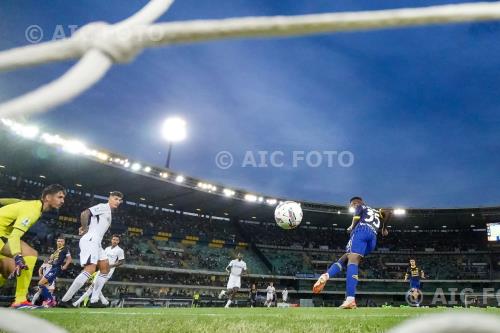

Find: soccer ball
274;201;303;230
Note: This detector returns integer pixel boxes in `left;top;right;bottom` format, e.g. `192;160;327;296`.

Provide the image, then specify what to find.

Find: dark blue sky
1;0;499;208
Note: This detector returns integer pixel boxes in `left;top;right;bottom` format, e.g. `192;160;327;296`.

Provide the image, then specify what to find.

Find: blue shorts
345;225;377;257
410;278;421;289
44;266;61;285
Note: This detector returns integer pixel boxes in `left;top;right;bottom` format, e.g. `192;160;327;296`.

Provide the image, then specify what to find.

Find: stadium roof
0;122;499;229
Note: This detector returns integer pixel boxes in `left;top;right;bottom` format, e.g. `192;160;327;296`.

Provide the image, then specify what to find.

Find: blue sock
40;285;53;301
327;259;345;278
346;264;359;297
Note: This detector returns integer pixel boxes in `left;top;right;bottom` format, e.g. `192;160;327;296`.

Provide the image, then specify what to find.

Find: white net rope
1;1;500;117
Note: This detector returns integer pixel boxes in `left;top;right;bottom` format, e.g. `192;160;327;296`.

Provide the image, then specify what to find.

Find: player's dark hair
349;196;363;203
109;191;124;198
57;235;65;241
41;184;66;200
112;234;120;239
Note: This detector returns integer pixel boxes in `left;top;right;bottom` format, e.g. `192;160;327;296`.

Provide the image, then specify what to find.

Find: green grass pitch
23;307;500;333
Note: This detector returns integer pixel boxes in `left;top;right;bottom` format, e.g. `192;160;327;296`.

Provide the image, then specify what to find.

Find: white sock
225;300;232;307
346;296;355;302
73;287;92;306
32;288;42;304
62;272;91;302
99;291;109;305
90;273;108;303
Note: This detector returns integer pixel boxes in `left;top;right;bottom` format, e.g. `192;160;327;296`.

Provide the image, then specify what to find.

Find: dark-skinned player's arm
346;209;362;234
379;208;392;237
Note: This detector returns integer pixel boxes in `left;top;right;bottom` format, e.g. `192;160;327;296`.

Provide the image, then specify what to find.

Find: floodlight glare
393;208;406;216
162;117;187;142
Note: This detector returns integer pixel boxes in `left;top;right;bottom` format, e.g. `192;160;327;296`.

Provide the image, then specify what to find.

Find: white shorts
226;275;241;289
79;238;107;266
266;294;274;301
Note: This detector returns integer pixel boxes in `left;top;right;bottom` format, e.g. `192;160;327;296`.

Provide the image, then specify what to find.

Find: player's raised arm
79;209;91;236
380;208;392;237
347;197;363;233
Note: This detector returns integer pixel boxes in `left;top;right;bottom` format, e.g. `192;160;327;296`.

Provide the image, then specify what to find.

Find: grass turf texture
24;307;500;333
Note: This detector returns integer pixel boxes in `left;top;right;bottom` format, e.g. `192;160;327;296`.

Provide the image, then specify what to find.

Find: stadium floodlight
175;175;184;183
224;212;229;216
337;210;341;214
19;125;39;139
393;208;406;216
1;118;39;139
223;188;235;197
245;194;257;202
62;140;88;155
96;152;108;161
41;133;63;145
266;198;277;205
75;184;82;187
0;165;4;169
160;172;168;178
123;161;130;168
442;225;447;228
144;166;152;173
140;197;146;201
131;163;141;171
348;206;355;213
39;175;46;179
258;197;264;203
161;116;187;168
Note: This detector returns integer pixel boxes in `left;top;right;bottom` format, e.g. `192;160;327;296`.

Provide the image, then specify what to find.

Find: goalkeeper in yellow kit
0;184;66;308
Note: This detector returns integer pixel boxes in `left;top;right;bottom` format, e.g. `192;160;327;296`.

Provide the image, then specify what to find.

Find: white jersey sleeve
118;247;125;261
89;203;109;216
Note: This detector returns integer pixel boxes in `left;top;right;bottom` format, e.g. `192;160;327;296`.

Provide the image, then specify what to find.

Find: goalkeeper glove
9;255;28;279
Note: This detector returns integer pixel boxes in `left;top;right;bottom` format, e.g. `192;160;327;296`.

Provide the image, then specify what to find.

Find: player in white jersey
218;253;247;308
60;191;123;307
72;235;125;307
282;287;288;303
265;282;276;307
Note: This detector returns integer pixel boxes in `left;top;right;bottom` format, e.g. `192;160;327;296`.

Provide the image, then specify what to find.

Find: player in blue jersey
404;258;425;305
33;237;72;307
313;197;390;309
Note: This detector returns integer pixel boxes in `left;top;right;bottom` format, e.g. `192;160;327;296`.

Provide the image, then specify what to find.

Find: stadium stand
1;130;500;307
